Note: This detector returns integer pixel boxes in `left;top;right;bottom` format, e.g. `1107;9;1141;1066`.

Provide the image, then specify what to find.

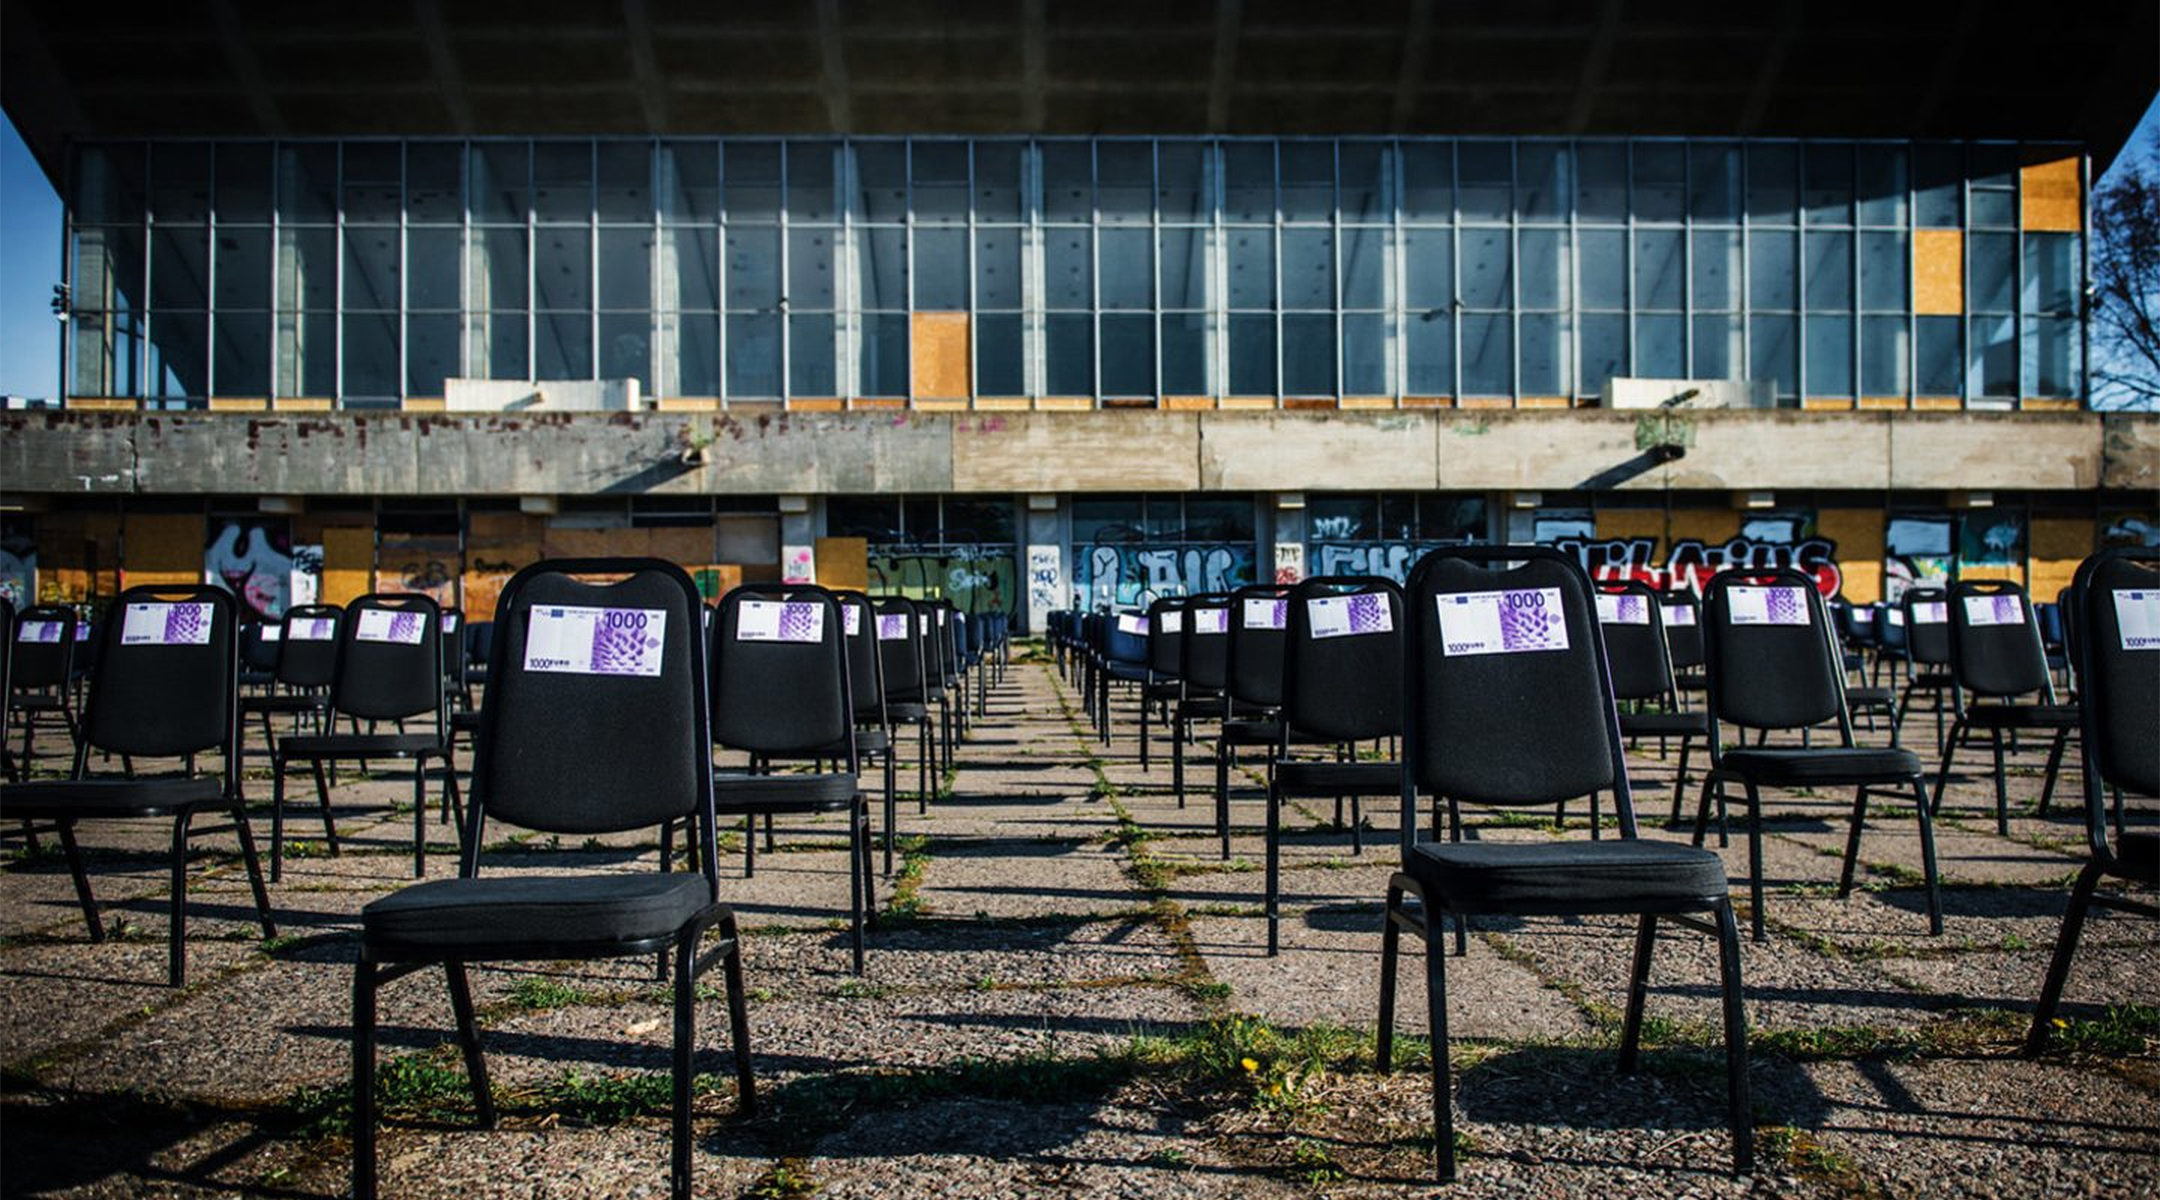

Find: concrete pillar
779;495;815;583
1022;494;1064;634
1271;493;1306;584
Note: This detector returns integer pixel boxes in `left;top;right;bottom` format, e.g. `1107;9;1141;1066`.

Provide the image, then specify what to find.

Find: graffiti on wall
204;517;307;620
0;524;33;609
1551;535;1845;597
1309;541;1471;584
1079;543;1257;608
869;546;1016;616
1025;545;1062;630
377;532;461;609
1884;516;1953;601
2104;513;2160;548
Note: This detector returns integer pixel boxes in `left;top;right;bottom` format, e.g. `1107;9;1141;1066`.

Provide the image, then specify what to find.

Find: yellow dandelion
1241;1057;1260;1073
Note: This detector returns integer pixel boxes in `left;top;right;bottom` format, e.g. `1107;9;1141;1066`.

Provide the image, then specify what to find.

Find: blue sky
2;97;2157;401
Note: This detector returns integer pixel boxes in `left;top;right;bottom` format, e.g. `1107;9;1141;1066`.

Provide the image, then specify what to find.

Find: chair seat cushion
886;703;929;723
713;770;859;813
1275;759;1400;796
1619;711;1710;737
362;872;716;955
1715;746;1923;786
243;694;328;715
279;732;445;758
450;710;483;733
1844;687;1895;708
1103;662;1148;683
1407;837;1730;916
2;776;227;818
1220;719;1335;747
1960;703;2079;730
2112;831;2157;885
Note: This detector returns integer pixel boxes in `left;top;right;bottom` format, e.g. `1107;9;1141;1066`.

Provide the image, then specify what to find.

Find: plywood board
122;513;205;588
376;530;460;607
2020;156;2081;233
465;511;544;623
2027;516;2093;604
911;312;971;400
1816;508;1886;603
1594;507;1665;545
815;536;869;592
321;526;374;606
33;511;122;608
1914;229;1963;316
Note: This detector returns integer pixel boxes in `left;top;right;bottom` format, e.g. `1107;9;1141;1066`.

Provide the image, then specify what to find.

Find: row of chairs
1052;546;2154;1182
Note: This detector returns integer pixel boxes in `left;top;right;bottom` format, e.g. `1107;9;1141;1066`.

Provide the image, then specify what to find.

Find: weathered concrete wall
3;409;2153;497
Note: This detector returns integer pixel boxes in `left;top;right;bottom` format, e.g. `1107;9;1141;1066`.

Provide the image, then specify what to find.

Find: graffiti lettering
1310;541;1466;584
205;518;300;620
868;546;1015;617
1079;543;1256;609
1551;536;1844;597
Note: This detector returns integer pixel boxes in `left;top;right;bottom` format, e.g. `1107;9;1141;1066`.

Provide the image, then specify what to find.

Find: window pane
944;497;1015;543
660;141;718;222
788;227;835;309
1913;144;1961;227
533;226;592;310
1072;497;1143;544
1457;142;1511;222
596;142;651;222
1160;227;1207;309
725;140;781;220
150;224;209;312
1857;145;1907;226
788;141;839;221
1970;313;2017;395
1859;231;1908;312
1459;227;1510;308
1404;228;1454;313
467;312;527;382
725;312;778;396
1226;228;1273;309
1748;230;1796;310
599;227;653;311
1749;313;1797;398
1227;313;1275;395
406;312;459;396
1636;313;1684;378
1185;497;1254;542
975;312;1023;395
1578;312;1627;395
2023;316;2078;396
856;226;907;310
858;312;908;396
1916;315;1960;394
278;309;337;395
215;143;272;223
340;226;396;311
1861;315;1908;395
853;142;908;222
1309;496;1375;540
1045;312;1094;396
786;313;832;395
913;228;968;310
671;311;719;396
1746;143;1798;224
1406;312;1453;395
1282;313;1334;395
536;310;591;378
341;310;397;396
405;227;461;310
77;224;146;314
1161;312;1207;395
1098;141;1154;223
1804;230;1852;312
1280;142;1333;222
339;143;398;223
274;149;338;228
666;227;719;310
1101;313;1154;396
724;226;780;310
1280;229;1333;310
1223;143;1275;222
599;312;650;386
1518;312;1567;395
972;142;1023;222
1341;225;1387;309
2023;233;2077;315
1633;142;1686;222
213;311;269;396
1806;314;1854;396
1461;312;1511;396
470;143;528;224
76;143;146;226
1100;227;1153;310
1689;143;1741;222
1692;228;1741;310
1343;312;1389;394
1803;144;1852;225
1041;143;1093;223
974;227;1020;310
1634;229;1683;310
1045;227;1093;309
1579;229;1626;310
1517;143;1569;222
214;225;271;310
1340;142;1390;224
910;140;968;226
1693;313;1742;378
1158;142;1207;222
828;497;901;541
532;141;592;222
1575;142;1626;223
1402;142;1453;221
469;227;527;311
1967;232;2015;312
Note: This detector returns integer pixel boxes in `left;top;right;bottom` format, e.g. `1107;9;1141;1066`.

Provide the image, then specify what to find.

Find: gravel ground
2;649;2154;1198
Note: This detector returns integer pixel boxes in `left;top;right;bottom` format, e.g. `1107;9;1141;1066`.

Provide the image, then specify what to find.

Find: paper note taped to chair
1912;601;1948;624
120;602;214;646
260;624;283;642
737;599;825;643
524;606;667;676
1962;594;2023;626
1661;603;1697;626
289;616;336;641
1728;586;1811;626
1156;609;1183;633
1192;608;1229;635
875;613;910;640
2115;589;2160;650
1308;592;1394;639
843;605;862;637
1243;598;1287;629
1435;588;1568;656
1596;593;1651;625
355;609;426;644
18;620;66;643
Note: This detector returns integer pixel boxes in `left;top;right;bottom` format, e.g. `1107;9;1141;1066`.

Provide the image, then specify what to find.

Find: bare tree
2091;164;2160;409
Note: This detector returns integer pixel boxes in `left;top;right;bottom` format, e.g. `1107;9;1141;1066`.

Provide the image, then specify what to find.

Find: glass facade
65;137;2085;409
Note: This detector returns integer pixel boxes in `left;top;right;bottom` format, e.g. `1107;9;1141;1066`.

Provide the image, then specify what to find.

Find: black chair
1595;580;1711;827
1830;599;1899;738
0;585;276;985
1892;586;1956;751
1213;584;1320;860
1096;610;1150;747
272;593;462;880
1932;581;2079;835
1660;587;1707;700
351;558;754;1200
2025;547;2158;1051
10;603;81;771
709;584;877;975
1170;592;1234;810
874;596;939;808
1138;595;1188;774
754;588;901;876
1693;569;1942;942
1265;576;1405;955
1380;545;1750;1183
0;595;12;784
240;604;342;759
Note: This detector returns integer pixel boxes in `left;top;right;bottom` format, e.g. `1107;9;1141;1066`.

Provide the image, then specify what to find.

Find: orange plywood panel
464;511;543;624
122;513;205;589
1595;507;1665;545
1163;395;1216;411
646;525;718;570
2020;156;2082;232
1914;229;1964;315
2028;516;2093;604
911;311;971;400
815;537;869;592
788;397;845;412
1401;395;1454;408
34;511;122;608
320;526;374;606
1815;508;1885;603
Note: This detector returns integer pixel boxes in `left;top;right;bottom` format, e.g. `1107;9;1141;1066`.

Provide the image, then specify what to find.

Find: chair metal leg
310;757;341;856
1837;786;1869;897
2035;729;2069;818
1990;728;2010;836
230;802;277;940
167;811;193;986
444;963;496;1127
1617;914;1657;1074
1423;901;1456;1182
270;755;287;883
742;814;756;877
1669;739;1694;827
1376;882;1403;1074
411;761;427;878
1909;777;1943;936
1714;900;1755;1177
1171;712;1185;807
1929;719;1964;817
1215;740;1232;861
55;820;104;943
849;804;867;976
1264;772;1282;957
353;959;380;1200
2024;858;2104;1053
1743;782;1767;943
882;746;897;878
671;932;697;1200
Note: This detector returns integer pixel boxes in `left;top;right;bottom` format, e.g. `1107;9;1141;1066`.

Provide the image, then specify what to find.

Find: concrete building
2;1;2156;630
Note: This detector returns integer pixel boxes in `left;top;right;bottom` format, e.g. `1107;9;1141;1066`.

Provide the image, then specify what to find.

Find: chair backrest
466;619;495;669
711;584;853;757
1179;592;1234;694
1405;546;1629;822
471;559;715;859
833;589;886;725
241;622;282;674
1104;609;1148;666
1878;598;1910;654
1146;596;1186;680
1947;580;2054;702
1902;586;1951;665
332;593;446;723
1282;576;1404;743
1702;569;1852;739
76;585;240;766
1595;579;1676;702
2033;600;2065;652
276;604;343;689
1657;588;1705;670
0;595;12;727
928;601;957;689
440;608;467;685
873;596;927;702
1225;583;1293;708
11;603;78;690
2069;547;2159;800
